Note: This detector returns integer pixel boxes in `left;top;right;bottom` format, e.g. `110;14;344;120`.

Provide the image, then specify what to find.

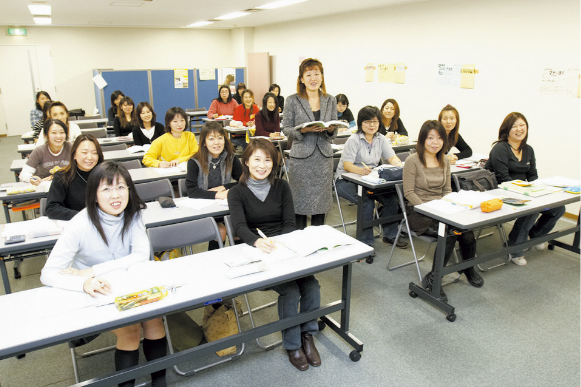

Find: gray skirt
288;147;333;215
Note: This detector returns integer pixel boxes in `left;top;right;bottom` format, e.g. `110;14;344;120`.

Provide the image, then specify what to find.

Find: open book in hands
299;120;350;129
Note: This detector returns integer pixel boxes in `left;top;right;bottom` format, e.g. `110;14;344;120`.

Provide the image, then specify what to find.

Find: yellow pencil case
481;198;503;213
114;286;169;311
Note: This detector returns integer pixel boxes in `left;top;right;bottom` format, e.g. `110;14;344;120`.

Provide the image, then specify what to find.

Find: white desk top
103;149;144;161
0;227;372;359
129;167;186;184
71;117;107;125
186;110;209;117
142;197;228;228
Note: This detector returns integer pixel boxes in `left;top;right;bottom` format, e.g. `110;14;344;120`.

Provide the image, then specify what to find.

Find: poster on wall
364;63;375;82
378;64;395;83
436;63;461;87
540;67;580;96
394;63;406;84
174;69;188;88
199;69;216;81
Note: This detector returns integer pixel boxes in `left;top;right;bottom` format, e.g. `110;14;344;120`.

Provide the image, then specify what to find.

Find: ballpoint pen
257;228;276;248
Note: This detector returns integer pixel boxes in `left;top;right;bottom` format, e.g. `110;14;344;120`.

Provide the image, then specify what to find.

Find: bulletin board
151;69;196;118
196;68;246;111
101;70;150;115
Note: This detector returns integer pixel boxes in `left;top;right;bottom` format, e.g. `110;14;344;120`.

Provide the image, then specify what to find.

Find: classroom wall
0;26;233;129
254;0;581;213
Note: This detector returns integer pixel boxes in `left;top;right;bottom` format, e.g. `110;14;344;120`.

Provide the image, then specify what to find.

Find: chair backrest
224;215;236;246
68;116;77;121
118;159;142;170
396;151;411;162
101;143;127;152
135;179;174;202
453;169;498;192
78;122;98;130
178;178;187;197
77;115;102;120
39;197;47;217
333;136;349;145
147;217;223;260
80;128;107;138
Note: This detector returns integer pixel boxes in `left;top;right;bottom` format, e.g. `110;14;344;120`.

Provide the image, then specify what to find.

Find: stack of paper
442;190;497;209
500;181;562;197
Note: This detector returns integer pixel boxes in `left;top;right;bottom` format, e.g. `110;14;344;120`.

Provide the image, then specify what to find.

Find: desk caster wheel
409;291;418;298
16;354;25;359
318;320;326;331
548;244;555;251
446;314;456;322
13;268;21;280
366;257;374;264
349;350;361;362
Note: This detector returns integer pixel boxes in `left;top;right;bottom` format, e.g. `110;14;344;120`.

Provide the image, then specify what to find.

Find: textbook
442;190;497;209
275;225;353;257
126;144;151;154
299;120;350;129
499;181;562;197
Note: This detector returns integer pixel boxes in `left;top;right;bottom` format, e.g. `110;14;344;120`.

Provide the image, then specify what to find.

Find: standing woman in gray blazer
283;58;339;229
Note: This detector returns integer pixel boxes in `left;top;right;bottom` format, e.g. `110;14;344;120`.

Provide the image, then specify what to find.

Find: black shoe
421;272;448;303
423;228;439;238
462;267;484;288
287;348;309;371
383;237;408;249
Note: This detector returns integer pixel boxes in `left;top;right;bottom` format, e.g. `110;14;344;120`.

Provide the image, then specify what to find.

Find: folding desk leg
3;203;11;223
355;186;365;241
0;258;11;295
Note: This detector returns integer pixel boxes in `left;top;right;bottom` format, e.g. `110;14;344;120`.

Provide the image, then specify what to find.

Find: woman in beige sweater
403;120;482;303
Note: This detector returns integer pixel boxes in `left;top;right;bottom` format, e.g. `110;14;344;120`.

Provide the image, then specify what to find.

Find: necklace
209;159;221;170
76;171;87;183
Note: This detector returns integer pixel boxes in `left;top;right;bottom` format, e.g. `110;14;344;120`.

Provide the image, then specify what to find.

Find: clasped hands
159;160;180;168
209;185;229;199
60;267;111;298
301;124;337;134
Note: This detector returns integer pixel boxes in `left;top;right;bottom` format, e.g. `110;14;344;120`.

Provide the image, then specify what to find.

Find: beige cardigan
403;153;451;206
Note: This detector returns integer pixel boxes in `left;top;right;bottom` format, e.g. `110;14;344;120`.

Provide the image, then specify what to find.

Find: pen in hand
257;228;276;249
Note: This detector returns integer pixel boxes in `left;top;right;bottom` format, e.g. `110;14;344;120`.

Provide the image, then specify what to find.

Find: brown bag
202;304;239;357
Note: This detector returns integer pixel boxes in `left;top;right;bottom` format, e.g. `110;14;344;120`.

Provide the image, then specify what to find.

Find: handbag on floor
202;303;240;357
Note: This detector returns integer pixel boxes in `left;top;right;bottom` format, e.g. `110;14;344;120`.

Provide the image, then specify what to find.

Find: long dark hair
35;91;51;110
193;122;235;175
215;85;233;104
494;112;529;152
136;102;156;128
61;135;104;185
416;120;448;167
438;104;460;151
297;58;326;99
117;96;137;128
43;119;69;141
164;107;189;133
49;102;70;126
241;89;255;117
110;90;124;109
41;101;54;126
86;161;146;245
356;106;382;134
240;138;280;185
269;84;281;95
236;83;246;97
260;92;279;123
380;99;400;133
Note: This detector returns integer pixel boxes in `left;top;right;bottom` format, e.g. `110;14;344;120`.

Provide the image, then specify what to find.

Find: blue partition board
150;70;196;120
101;71;150;114
196;69;245;111
93;70;104;117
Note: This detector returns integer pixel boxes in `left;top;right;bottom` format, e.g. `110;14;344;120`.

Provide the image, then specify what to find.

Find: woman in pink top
208;85;238;118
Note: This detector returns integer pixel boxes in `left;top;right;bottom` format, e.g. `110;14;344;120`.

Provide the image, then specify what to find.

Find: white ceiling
1;0;426;29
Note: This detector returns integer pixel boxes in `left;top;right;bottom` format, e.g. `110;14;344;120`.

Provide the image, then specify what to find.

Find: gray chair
117;159;141;170
76;115;101;120
147;217;245;376
395;149;414;162
135;179;173;202
223;215;281;351
39;197;47;217
178;178;187;198
77;122;98;129
101;143;127;152
80;128;107;138
333;136;349;145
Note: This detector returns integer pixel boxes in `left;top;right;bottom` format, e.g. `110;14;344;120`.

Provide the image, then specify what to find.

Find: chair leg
477;224;510;272
70;346;81;384
386;221;424;282
374;201;383;237
243;294;282;350
331;180;348;234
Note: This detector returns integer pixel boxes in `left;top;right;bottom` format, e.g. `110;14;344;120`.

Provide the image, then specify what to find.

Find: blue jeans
335;178;399;245
508;206;566;257
231;136;247;151
268;275;320;350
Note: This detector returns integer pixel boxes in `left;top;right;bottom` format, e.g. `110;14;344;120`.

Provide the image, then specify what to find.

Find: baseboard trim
564;212;578;221
0;134;7;137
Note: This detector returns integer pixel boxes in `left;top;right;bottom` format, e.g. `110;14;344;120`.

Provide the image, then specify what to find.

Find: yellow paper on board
378;64;395;83
460;65;475;89
395;63;406;84
365;63;375;82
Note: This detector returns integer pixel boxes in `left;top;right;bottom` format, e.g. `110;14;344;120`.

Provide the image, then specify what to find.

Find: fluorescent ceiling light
215;11;251;20
33;16;52;25
188;21;214;27
28;4;52;15
256;0;308;9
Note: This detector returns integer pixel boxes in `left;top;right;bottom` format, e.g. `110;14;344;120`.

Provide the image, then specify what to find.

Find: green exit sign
7;28;27;36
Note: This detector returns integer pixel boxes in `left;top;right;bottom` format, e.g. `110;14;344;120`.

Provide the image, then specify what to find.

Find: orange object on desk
480;198;503;213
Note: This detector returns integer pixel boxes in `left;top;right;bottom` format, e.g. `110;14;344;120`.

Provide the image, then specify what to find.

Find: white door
0;45;56;136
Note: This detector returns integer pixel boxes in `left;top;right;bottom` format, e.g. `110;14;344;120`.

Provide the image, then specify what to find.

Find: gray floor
0;135;579;387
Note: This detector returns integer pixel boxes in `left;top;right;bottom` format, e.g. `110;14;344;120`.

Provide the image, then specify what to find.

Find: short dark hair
194;122;235;175
216;85;233;104
164;107;189;133
240;138;280;185
86;161;146;245
43;119;69;141
495;112;529;152
135;102;156;128
49;101;70;125
416;120;448;167
110;90;125;108
61;134;104;185
336;94;349;106
438;104;460;151
356;106;382;134
260;92;279;123
236;83;246;95
380;99;400;133
296;58;326;99
35;91;51;110
269;84;281;95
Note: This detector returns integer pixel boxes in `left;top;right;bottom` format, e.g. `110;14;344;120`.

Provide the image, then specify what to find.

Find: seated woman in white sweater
40;161;167;387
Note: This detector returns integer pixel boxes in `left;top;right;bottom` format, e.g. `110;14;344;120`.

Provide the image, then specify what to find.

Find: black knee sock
143;337;168;387
310;214;326;226
208;240;220;251
114;349;139;387
296;214;307;230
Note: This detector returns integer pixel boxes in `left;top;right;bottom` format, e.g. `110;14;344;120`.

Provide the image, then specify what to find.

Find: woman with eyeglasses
208;85;239;119
335;106;405;249
41;161;168;387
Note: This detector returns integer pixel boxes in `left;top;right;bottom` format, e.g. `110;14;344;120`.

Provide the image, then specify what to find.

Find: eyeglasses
99;185;128;195
363;120;380;126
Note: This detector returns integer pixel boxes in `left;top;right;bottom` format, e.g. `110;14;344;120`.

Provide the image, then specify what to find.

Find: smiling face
140;106;153;124
49;106;68;125
337;102;347;113
121;102;133;116
46;124;66;149
38;94;50;109
96;175;129;217
243;92;254;108
170;114;186;135
245;149;273;181
440;110;457;133
508;118;527;144
301;67;323;93
362;118;380;137
205;131;225;158
424;129;444;157
220;87;230;102
382;102;395;120
266;97;276;112
75;140;99;172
